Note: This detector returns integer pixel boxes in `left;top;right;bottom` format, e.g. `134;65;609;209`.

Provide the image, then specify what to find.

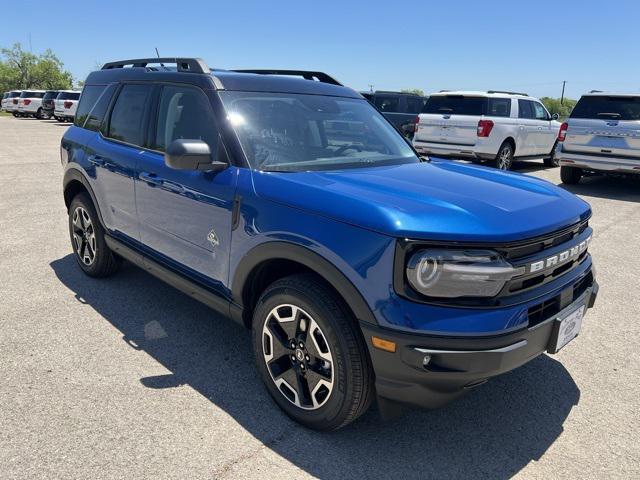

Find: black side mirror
164;139;227;172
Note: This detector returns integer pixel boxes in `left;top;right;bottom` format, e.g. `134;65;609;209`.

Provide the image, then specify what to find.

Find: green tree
0;43;73;92
401;88;426;97
540;96;577;119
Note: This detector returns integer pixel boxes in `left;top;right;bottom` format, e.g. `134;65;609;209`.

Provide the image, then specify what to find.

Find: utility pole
560;80;566;105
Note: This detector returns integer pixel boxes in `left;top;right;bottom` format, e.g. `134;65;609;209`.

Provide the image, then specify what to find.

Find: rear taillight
412;115;420;132
477;120;494;137
558;122;569;142
23;99;31;106
64;101;73;109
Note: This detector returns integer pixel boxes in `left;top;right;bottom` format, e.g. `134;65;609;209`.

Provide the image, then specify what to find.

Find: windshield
219;91;418;171
571;95;640;121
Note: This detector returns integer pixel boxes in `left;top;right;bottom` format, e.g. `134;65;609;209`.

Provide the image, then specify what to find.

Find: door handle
139;172;163;187
88;155;106;167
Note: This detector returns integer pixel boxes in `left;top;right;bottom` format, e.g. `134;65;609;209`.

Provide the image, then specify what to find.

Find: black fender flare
231;241;377;326
62;167;106;228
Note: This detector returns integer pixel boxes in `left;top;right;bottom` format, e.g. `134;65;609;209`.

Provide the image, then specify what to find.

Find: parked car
17;90;47;118
3;90;23;114
1;92;9;111
54;90;81;122
413;91;562;170
557;92;640;184
61;58;597;430
42;90;61;119
363;90;426;138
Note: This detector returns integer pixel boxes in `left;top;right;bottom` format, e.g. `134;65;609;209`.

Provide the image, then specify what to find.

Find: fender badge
207;230;219;247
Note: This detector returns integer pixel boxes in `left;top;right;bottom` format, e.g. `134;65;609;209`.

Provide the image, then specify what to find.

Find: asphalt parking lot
1;116;639;480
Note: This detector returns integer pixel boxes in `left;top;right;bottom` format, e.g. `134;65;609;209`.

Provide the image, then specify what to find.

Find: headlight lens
406;249;518;298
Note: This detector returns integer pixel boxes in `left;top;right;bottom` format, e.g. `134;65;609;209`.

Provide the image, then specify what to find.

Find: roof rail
487;90;528;96
101;58;209;74
231;69;342;86
589;90;604;93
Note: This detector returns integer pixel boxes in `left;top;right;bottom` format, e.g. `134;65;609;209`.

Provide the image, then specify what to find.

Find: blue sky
2;0;639;99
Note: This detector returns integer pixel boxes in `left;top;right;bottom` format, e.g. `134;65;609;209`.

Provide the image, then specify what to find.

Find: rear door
564;95;640;160
415;95;484;146
516;100;538;156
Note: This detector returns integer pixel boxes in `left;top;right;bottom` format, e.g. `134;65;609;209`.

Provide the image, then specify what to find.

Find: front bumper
362;280;598;409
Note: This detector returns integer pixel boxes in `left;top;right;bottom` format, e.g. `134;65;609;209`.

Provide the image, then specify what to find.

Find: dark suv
42;90;60;119
362;90;426;137
61;58;597;430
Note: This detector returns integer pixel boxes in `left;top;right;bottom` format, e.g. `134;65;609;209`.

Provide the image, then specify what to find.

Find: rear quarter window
423;95;486;115
571;96;640;121
75;85;107;129
486;98;511;117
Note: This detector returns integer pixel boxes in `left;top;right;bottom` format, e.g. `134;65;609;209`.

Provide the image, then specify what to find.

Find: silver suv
557;92;640;184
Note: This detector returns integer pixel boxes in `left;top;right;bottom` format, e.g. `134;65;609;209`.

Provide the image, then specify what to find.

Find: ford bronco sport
61;58;598;430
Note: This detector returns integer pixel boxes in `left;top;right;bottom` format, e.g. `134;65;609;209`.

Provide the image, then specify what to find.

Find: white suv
556;92;640;184
54;91;81;122
17;90;47;118
413;91;562;170
3;90;23;114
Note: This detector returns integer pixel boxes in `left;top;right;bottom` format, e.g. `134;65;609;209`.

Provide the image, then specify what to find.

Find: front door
135;84;237;292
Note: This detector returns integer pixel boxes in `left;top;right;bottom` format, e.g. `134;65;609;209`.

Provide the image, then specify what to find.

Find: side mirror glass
551;113;560;121
164;139;227;172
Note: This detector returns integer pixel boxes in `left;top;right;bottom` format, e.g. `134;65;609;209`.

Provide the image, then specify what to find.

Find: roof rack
101;57;209;74
589;90;604;93
231;69;342;86
487;90;528;96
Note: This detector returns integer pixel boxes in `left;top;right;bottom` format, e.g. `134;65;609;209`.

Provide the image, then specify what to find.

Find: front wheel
560;166;583;185
493;141;514;170
252;274;374;431
68;193;120;277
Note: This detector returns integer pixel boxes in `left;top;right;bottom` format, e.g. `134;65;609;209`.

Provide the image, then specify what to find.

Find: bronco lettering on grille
528;236;591;274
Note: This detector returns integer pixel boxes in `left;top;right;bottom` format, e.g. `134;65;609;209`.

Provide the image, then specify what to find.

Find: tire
252;274;374;431
68;193;119;277
544;140;559;167
560;166;583;185
35;107;43;119
493;141;514;170
12;112;18;117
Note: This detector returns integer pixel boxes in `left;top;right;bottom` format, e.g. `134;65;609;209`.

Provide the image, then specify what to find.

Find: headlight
406;249;519;298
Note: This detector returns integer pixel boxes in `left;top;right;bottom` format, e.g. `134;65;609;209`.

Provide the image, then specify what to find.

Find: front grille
527;270;593;327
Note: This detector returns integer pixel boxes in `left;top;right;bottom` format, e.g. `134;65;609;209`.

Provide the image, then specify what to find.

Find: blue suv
61;58;598;430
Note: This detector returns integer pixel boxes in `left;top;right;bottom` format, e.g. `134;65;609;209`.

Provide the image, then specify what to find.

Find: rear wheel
35;107;43;119
560;166;583;184
252;274;374;431
68;193;119;277
493;141;514;170
544;140;559;167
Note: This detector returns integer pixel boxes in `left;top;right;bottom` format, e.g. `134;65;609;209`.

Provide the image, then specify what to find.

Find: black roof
84;57;362;99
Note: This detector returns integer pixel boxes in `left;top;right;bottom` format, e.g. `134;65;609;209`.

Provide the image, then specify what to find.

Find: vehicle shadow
559;175;640;203
50;254;580;479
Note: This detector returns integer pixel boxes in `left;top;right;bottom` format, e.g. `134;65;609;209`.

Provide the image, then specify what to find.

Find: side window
532;102;549;120
518;99;534;119
106;84;153;146
374;96;399;112
154;85;218;152
487;98;511;117
83;84;116;132
74;85;106;128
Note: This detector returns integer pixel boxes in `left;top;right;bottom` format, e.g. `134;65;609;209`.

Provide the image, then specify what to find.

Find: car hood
251;160;591;242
